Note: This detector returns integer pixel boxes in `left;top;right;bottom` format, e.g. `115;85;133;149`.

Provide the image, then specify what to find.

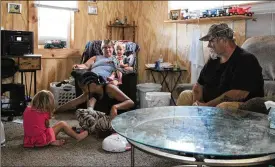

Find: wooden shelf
164;15;254;24
108;21;137;42
108;24;137;28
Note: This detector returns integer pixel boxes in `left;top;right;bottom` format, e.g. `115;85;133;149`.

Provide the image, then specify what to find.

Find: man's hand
195;101;209;106
204;90;249;107
192;83;203;103
110;105;118;119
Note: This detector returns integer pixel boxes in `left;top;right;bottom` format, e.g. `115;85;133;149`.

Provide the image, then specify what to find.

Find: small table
112;106;275;167
146;68;186;105
17;56;41;100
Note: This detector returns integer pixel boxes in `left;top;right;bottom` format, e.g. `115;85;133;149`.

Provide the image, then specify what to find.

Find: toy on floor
102;133;131;152
72;126;85;134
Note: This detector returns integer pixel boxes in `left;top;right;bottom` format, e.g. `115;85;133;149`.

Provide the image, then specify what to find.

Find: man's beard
209;49;219;60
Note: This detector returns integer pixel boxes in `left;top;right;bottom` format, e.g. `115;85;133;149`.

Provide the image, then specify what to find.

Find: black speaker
1;30;34;57
1;83;26;117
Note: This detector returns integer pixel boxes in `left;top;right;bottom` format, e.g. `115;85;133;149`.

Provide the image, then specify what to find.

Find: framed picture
170;9;181;20
88;6;97;15
8;3;22;14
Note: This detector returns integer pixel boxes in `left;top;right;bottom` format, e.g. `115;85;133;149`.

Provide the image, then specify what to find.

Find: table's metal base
129;140;275;167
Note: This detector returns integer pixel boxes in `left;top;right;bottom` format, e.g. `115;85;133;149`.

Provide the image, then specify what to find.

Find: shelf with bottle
164;15;254;24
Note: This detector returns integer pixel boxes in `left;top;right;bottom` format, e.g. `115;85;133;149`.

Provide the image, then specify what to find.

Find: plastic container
50;82;76;108
137;83;162;108
145;92;171;108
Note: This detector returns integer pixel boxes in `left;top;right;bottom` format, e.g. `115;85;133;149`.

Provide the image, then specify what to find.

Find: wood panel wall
1;0;247;96
124;1;246;96
1;1;28;31
74;1;125;49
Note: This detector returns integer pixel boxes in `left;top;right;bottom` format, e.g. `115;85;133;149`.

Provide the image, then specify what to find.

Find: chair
75;40;140;110
1;57;27;121
176;36;275;113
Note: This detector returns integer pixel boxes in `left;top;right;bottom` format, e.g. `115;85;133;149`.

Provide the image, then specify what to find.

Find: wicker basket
50;82;76;108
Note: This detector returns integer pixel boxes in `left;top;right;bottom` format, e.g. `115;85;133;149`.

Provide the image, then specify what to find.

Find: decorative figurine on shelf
181;9;189;20
226;6;254;16
113;17;123;25
115;18;120;23
201;9;223;18
124;16;128;25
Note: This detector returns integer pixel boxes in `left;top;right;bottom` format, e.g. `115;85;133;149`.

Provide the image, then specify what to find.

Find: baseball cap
199;23;234;41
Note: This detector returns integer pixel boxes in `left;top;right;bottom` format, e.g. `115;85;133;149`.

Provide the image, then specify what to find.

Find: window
168;1;259;11
36;1;78;48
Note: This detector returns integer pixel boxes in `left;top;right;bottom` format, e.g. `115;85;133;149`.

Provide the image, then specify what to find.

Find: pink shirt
23;106;55;147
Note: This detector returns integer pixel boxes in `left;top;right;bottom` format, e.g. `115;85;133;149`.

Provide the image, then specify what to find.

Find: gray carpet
1;112;181;167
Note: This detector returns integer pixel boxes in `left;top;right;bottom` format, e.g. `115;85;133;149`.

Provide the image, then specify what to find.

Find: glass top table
112;106;275;158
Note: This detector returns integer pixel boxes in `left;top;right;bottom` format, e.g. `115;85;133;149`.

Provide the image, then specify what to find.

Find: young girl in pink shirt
23;90;88;147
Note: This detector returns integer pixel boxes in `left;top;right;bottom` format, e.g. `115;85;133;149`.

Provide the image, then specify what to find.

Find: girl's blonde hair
114;42;126;54
31;90;55;113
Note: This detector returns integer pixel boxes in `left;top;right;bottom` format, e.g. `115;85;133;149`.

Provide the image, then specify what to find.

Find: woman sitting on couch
55;71;134;136
73;40;119;84
74;40;135;86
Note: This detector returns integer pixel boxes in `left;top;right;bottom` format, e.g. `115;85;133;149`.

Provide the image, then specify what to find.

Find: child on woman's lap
107;42;128;85
23;90;88;147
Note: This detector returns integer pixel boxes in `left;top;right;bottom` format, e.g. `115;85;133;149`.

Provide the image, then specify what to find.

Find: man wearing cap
177;23;264;109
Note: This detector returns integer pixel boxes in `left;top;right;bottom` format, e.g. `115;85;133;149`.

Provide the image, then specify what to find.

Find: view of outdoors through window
37;1;77;48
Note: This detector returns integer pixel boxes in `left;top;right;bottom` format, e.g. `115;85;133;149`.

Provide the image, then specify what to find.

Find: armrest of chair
176;83;194;96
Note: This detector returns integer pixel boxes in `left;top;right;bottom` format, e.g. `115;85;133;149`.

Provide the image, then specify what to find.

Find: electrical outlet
88;6;97;15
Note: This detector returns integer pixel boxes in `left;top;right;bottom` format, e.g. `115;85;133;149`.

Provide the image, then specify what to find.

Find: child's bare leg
107;72;115;81
52;121;88;141
116;71;123;84
109;80;119;86
50;139;65;146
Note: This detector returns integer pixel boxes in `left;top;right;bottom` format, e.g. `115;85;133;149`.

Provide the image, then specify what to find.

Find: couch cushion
241;36;275;81
176;84;193;96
